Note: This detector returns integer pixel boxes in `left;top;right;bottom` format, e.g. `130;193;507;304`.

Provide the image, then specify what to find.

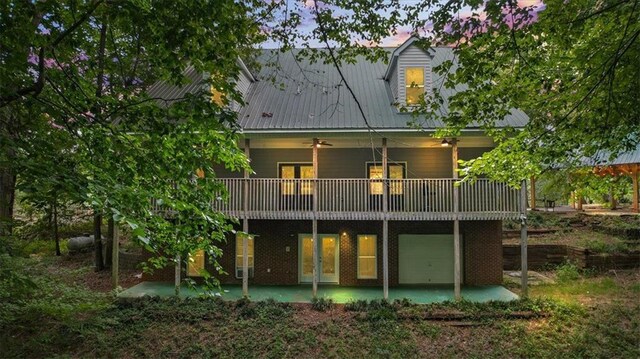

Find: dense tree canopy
1;0;271;282
273;0;639;185
2;0;637;285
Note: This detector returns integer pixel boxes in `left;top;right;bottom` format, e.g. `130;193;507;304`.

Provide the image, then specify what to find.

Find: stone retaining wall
503;244;640;270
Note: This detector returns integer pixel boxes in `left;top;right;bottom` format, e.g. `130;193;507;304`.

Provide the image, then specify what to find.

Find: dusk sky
262;0;544;48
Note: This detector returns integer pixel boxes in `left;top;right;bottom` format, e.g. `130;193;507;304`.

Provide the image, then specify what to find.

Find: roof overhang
240;128;490;136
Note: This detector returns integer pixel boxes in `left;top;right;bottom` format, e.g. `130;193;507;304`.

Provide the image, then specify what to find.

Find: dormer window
405;67;424;105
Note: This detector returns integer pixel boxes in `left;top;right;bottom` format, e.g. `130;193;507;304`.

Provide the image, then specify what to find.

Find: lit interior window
358;235;377;279
405;67;424;105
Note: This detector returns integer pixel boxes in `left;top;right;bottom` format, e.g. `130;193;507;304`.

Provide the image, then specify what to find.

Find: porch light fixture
441;139;452;147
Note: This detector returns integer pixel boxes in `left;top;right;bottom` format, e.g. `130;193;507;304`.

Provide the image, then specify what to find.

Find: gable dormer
209;57;256;110
384;37;434;107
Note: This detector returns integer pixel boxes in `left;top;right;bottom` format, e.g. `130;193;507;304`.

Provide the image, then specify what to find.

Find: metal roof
237;48;528;132
584;147;640;166
147;66;205;106
146;47;530;132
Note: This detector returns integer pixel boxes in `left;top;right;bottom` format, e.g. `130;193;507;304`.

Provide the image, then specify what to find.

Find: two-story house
144;37;530;301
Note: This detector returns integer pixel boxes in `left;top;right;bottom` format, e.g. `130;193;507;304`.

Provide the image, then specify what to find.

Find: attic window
405;67;424;105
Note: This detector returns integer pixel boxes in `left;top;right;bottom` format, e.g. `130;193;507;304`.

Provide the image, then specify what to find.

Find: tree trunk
0;164;16;238
53;202;60;256
104;216;114;268
94;212;104;271
92;18;107;271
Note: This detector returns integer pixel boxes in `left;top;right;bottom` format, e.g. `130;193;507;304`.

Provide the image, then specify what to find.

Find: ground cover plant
1;250;638;358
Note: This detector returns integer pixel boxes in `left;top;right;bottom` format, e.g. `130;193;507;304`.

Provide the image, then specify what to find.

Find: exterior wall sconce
441;138;452;147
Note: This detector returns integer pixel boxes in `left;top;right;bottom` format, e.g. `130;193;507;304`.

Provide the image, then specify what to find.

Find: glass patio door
279;164;314;210
299;234;339;283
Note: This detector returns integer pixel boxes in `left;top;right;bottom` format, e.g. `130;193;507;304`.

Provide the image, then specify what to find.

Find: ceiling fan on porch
302;140;333;147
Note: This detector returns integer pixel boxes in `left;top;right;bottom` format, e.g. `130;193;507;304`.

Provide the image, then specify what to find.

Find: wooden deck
202;178;522;221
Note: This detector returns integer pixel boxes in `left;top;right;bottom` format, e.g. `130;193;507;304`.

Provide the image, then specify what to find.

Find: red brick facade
143;220;503;286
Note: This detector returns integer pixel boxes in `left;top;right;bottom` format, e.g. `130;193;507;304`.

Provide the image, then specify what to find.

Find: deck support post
520;180;529;297
452;138;461;301
312;138;319;298
242;139;250;297
111;224;119;289
382;138;389;300
530;176;536;210
174;254;181;296
632;167;639;213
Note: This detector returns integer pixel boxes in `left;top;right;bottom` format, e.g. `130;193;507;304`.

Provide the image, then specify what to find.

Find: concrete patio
118;282;519;303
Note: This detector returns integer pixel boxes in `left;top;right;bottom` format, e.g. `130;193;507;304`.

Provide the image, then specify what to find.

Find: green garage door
398;234;455;284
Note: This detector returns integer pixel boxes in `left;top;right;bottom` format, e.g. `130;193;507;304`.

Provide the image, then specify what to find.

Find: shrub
345;299;369;312
253;298;291;320
556;261;581;282
366;299;397;322
311;297;334;312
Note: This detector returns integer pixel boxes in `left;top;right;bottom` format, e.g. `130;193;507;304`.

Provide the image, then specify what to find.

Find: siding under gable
396;46;432;105
388;63;399;103
237;70;253;99
231;70;254;110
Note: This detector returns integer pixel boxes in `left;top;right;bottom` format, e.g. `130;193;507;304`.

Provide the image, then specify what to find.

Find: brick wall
462;221;503;285
143;219;504;286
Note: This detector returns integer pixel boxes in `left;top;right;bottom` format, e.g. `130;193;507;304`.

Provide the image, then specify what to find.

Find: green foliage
2;254;637;359
1;0;281;286
556;261;582;282
12;238;69;257
0;255;108;328
344;299;369;311
408;0;639;181
0;254;36;323
365;299;397;322
311;296;334;312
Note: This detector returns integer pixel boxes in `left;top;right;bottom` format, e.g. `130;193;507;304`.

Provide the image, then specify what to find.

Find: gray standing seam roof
148;48;530;132
584;148;640;166
147;66;205;106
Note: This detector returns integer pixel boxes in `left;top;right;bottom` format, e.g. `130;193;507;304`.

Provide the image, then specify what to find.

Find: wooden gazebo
590;148;639;213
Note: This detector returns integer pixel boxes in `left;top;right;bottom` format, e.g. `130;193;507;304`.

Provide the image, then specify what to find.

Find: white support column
242;139;250;297
452;138;461;301
520;181;529;297
111;224;119;289
174;254;181;296
382;138;389;300
312;138;319;298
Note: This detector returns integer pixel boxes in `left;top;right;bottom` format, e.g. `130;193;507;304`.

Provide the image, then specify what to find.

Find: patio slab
118;282;519;303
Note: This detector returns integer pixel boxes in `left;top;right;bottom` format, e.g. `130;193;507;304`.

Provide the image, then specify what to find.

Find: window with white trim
357;235;377;279
279;163;314;195
405;67;424;105
367;162;406;195
235;234;254;278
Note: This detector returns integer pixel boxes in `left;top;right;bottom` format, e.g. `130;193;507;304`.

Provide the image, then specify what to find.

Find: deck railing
210;178;521;221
